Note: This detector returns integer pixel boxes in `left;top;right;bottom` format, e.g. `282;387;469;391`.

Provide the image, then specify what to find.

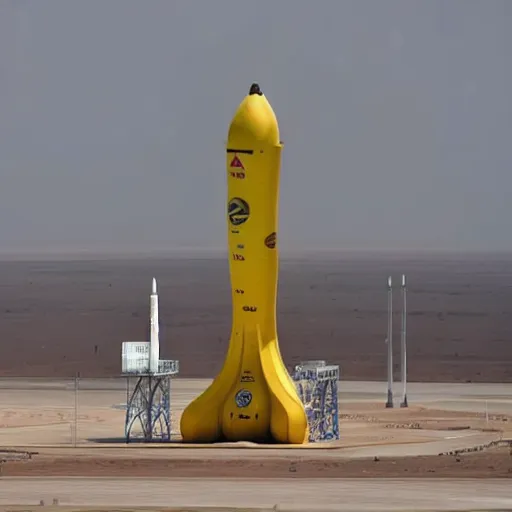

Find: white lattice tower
121;341;179;442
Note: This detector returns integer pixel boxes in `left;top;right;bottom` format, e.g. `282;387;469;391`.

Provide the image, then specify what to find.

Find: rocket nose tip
152;278;157;293
249;83;263;96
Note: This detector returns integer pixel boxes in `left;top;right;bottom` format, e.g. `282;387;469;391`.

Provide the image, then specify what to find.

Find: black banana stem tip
249;83;263;96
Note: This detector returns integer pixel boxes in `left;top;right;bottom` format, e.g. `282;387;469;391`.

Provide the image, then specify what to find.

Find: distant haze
1;0;511;255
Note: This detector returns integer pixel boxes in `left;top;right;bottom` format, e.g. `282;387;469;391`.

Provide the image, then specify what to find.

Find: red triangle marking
230;155;244;169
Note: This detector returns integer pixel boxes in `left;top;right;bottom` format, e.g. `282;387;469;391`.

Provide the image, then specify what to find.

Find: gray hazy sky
1;0;511;255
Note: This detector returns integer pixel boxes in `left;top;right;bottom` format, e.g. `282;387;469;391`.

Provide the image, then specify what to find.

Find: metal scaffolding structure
124;373;170;442
292;360;340;442
122;344;179;442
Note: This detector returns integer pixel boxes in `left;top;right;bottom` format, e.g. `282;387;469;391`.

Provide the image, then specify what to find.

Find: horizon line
0;246;511;262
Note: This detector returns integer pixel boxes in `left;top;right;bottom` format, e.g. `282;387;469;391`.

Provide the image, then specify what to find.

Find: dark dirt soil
0;254;511;382
2;447;512;478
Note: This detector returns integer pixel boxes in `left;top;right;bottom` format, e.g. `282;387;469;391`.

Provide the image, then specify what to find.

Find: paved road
28;429;501;460
1;477;512;510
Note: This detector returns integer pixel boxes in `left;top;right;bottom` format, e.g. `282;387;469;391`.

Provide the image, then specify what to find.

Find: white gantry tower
121;278;179;442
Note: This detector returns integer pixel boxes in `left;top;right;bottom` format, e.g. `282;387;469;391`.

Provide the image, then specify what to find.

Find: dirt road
2;477;512;510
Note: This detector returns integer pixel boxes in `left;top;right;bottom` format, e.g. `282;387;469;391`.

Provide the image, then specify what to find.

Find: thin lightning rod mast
386;276;394;408
400;274;408;408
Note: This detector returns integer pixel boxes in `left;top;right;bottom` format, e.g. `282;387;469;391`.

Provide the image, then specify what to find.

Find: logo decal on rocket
241;370;255;383
264;232;276;249
228;197;250;226
235;389;253;408
230;155;244;169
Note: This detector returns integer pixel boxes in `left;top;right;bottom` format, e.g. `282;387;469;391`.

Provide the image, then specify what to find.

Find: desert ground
1;378;511;509
0;253;511;382
1;254;512;510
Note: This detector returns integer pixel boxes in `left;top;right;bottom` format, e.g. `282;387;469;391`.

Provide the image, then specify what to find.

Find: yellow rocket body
180;84;308;444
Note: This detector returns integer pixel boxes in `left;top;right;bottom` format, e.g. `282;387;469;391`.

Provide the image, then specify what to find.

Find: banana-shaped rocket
180;83;308;444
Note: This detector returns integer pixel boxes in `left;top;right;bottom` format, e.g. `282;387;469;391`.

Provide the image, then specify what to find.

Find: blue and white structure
292;360;340;442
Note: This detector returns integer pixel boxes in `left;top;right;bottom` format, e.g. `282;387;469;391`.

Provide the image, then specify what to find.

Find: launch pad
119;279;338;444
122;342;179;442
119;278;180;442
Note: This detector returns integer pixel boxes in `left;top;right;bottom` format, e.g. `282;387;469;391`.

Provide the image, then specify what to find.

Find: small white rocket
149;277;160;373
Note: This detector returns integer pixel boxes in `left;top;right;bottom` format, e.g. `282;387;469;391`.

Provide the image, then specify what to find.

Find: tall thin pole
74;372;79;447
400;274;408;408
386;276;394;408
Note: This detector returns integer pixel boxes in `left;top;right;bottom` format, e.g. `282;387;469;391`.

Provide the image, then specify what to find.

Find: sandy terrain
0;379;510;448
1;379;510;481
0;254;511;382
